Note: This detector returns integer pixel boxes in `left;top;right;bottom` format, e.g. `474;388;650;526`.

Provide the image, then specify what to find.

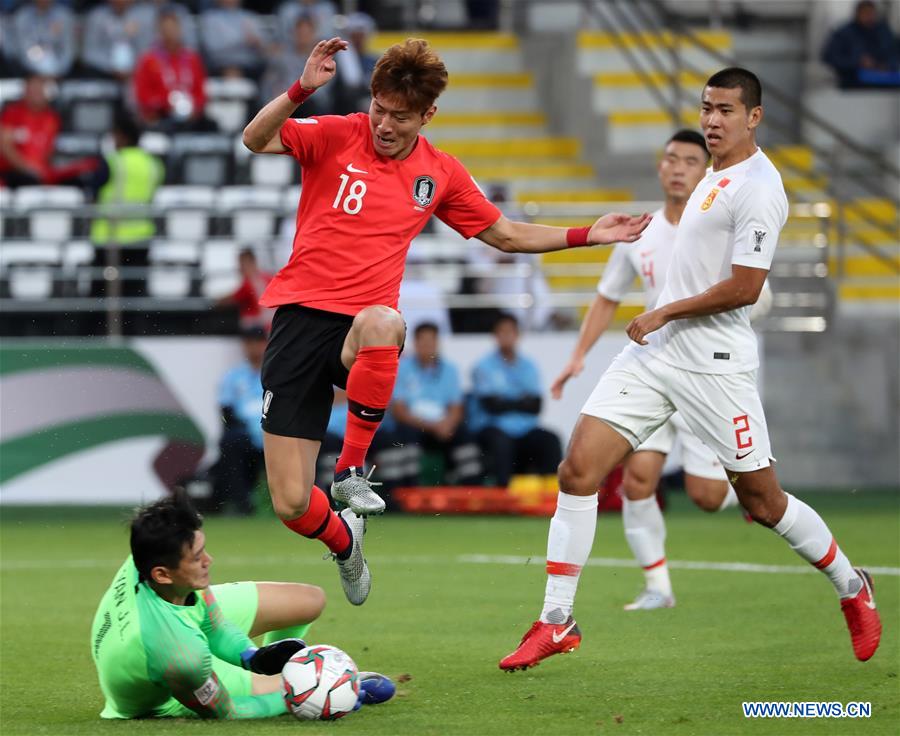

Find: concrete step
515;188;633;204
426;111;547;139
437;137;581;159
577;29;732;75
368;32;524;73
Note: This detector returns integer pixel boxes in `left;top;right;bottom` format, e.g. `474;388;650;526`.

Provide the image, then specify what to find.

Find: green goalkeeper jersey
90;557;285;719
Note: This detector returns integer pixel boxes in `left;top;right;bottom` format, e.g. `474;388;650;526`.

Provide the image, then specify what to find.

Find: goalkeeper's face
166;530;213;593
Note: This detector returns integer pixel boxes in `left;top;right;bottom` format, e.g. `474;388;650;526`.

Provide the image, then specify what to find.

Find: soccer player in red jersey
242;37;651;606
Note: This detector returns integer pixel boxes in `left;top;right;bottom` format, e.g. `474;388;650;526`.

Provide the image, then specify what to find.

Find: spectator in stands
81;0;144;80
211;325;268;515
200;0;268;80
131;0;198;56
6;0;75;78
215;248;275;330
133;7;213;131
276;0;336;45
0;74;105;189
90;111;163;298
261;13;334;115
392;323;482;486
471;313;562;486
334;11;377;113
822;0;900;88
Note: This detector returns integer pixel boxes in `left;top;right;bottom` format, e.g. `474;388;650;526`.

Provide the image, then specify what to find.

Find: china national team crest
412;176;436;207
700;187;719;212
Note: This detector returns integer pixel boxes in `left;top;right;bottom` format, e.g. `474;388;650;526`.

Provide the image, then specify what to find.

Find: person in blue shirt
822;0;900;88
212;326;268;515
392;323;482;485
470;313;562;486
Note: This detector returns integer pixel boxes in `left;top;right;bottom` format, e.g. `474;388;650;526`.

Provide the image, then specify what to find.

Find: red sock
335;345;400;474
280;486;350;556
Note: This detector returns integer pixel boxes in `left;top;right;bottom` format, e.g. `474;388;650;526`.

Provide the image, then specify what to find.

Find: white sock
540;491;598;623
622;496;672;597
717;486;740;511
773;493;860;598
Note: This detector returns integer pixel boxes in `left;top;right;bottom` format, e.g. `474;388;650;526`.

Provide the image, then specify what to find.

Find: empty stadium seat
147;266;193;299
250;154;297;187
149;239;201;264
0;78;24;102
0;242;62;300
201;239;241;298
14;187;84;241
62;240;95;296
168;134;233;187
59;80;120;134
282;185;302;212
153;186;214;241
54;133;102;166
205;77;257;135
217;186;282;241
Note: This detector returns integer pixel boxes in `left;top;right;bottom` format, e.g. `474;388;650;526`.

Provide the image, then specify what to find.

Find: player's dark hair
414;321;439;338
667;129;709;159
371;38;449;113
493;312;519;331
130;490;203;582
113;110;141;147
705;67;762;110
238;248;256;261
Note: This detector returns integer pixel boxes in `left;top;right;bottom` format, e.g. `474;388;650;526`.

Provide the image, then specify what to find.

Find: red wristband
287;80;315;105
566;226;591;248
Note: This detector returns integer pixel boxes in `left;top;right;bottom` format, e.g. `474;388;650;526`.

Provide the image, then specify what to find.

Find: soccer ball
282;644;360;720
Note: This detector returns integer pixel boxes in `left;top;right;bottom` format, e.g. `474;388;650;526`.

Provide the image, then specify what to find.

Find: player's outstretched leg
734;468;882;661
332;306;404;516
500;416;632;671
620;450;675;611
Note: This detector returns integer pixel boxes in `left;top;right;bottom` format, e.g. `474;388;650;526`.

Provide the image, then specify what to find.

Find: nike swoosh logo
346;163;368;174
735;450;753;460
551;622;576;644
360;410;379;417
864;597;876;610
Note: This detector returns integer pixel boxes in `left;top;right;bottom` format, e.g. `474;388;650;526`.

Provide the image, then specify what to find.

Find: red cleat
840;568;882;661
499;618;582;671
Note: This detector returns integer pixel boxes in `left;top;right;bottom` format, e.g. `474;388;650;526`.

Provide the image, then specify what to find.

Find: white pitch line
3;553;899;576
459;554;900;577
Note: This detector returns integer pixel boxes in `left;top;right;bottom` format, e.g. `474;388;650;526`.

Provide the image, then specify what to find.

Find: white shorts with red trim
581;349;773;473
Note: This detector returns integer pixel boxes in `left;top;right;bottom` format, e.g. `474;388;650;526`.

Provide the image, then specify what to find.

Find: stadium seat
217;186;282;241
250;154;297;187
205;78;257;136
168;134;234;187
0;78;24;102
149;239;201;264
54;133;102;165
153;186;214;241
282;185;302;213
138;131;171;157
59;79;120;134
62;240;95;296
147;266;193;299
0;242;62;300
14;186;84;241
200;239;241;298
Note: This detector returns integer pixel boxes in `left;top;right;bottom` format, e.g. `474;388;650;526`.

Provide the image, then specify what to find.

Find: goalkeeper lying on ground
90;491;392;719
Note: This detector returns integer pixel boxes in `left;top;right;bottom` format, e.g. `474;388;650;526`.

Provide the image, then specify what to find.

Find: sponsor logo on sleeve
194;675;220;706
412;175;437;207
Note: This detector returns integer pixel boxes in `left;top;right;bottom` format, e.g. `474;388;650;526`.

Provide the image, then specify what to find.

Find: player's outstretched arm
551;294;619;399
625;264;768;345
476;212;651;254
242;36;347;154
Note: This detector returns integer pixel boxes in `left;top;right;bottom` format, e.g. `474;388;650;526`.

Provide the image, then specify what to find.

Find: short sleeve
730;178;787;270
218;369;237;408
597;243;638;301
445;362;462;404
279;114;354;167
434;157;501;239
520;358;541;395
392;359;412;403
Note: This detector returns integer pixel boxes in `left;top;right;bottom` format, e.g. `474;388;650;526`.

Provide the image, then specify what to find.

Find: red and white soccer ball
282;644;360;721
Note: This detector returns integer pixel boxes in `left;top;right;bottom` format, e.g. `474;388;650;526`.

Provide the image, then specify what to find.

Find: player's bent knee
557;456;597;495
688;481;729;513
271;493;311;521
622;472;655;500
354;305;405;344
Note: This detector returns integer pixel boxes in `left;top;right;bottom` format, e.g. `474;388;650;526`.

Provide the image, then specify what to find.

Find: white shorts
581;349;773;473
638;413;728;481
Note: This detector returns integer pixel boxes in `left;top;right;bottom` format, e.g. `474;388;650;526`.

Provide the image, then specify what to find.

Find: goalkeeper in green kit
90;492;392;719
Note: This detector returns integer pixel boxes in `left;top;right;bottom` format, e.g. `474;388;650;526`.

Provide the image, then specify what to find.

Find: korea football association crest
412;176;436;207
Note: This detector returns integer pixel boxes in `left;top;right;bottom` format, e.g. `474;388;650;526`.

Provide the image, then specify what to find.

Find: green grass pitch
1;491;898;735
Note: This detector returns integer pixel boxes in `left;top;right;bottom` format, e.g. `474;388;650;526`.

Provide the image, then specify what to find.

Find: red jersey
0;101;60;175
133;45;207;121
260;112;501;316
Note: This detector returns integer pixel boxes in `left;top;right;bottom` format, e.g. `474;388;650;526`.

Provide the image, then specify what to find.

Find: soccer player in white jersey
500;68;882;671
551;129;753;612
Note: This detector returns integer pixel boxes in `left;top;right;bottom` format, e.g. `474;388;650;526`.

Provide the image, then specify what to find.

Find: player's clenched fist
626;307;669;345
300;37;349;90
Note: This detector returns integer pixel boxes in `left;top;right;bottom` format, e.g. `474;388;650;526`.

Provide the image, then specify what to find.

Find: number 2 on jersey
733;414;752;449
332;173;367;215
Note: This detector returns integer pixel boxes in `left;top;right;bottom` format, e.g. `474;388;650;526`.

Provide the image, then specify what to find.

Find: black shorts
261;305;354;441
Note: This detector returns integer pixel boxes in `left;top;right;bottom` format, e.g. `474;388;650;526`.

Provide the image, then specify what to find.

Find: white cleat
624;589;676;611
334;508;371;606
331;465;386;517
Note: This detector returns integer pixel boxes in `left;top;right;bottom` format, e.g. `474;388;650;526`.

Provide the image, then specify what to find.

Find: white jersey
597;208;675;309
638;148;787;374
